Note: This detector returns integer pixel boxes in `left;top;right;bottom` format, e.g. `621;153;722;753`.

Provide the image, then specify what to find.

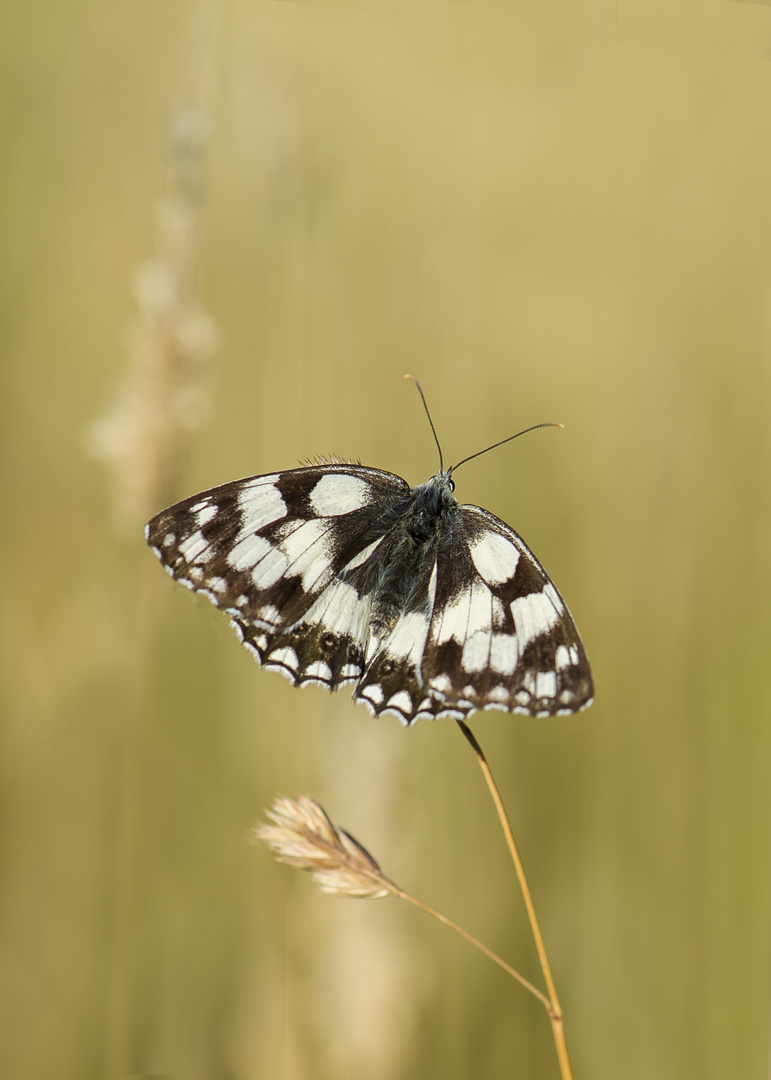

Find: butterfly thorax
367;472;457;638
404;471;457;542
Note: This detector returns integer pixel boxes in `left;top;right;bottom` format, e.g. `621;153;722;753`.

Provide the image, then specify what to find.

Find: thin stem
386;884;552;1011
456;720;574;1080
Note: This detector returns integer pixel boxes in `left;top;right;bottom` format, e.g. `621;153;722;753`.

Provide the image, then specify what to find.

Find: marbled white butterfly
146;380;593;724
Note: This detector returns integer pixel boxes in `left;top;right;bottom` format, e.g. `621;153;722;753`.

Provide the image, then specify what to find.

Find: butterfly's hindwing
146;463;593;723
353;545;438;723
421;507;592;718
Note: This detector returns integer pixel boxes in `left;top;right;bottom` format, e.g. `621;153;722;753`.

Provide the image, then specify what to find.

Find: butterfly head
414;469;455;504
406;470;458;543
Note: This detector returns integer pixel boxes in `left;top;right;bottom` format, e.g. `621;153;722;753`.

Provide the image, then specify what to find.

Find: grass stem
456;720;573;1080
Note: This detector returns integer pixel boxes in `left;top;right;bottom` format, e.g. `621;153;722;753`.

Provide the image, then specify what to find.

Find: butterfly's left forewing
146;465;411;689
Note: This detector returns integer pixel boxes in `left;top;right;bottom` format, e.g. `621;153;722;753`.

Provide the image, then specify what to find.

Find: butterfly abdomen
363;474;454;636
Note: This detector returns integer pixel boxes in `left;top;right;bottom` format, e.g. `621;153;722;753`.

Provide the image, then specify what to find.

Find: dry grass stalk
254;795;552;1010
456;721;574;1080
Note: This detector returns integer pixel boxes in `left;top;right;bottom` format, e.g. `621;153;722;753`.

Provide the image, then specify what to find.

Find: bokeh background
1;1;769;1078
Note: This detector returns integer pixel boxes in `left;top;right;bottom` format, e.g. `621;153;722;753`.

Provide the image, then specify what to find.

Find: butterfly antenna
405;375;444;472
450;422;565;475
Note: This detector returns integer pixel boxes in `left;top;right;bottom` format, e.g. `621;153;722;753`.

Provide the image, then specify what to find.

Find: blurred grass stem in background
91;4;221;1073
86;103;218;534
87;1;220;535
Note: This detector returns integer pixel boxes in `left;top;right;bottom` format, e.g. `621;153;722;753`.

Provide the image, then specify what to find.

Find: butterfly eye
448;479;455;493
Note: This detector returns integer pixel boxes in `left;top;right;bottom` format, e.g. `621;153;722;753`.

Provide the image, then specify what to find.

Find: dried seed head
254;796;395;900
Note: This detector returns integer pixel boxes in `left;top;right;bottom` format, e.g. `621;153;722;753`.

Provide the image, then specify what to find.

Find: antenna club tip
404;373;416;382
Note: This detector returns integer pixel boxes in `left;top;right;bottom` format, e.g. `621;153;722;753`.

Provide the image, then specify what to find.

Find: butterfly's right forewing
420;506;593;717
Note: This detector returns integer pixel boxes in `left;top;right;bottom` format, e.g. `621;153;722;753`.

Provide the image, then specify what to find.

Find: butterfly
145;380;593;725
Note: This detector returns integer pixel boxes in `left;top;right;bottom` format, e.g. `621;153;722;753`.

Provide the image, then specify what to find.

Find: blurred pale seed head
254;795;394;900
87;103;218;537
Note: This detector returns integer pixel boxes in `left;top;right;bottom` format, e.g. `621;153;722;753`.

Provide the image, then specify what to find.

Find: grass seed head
254;795;394;900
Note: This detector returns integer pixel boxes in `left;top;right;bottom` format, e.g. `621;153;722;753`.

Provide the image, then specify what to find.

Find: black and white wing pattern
146;463;593;724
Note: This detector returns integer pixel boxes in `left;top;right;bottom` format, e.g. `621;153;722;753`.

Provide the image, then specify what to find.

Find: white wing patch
265;646;299;676
428;673;452;694
178;530;213;563
237;476;286;525
309;473;372;515
534;671;557;699
251;546;290;589
469;531;521;586
367;610;431;667
385;690;413;715
461;630;491;673
303;660;334;683
361;684;384;706
227;533;273;571
509;585;563;648
192;503;218;527
433;579;492;645
490;632;519;675
302;580;372;642
279;518;335;590
342;536;384;572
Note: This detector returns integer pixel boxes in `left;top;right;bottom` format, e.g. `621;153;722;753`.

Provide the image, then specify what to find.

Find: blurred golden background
1;1;769;1078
